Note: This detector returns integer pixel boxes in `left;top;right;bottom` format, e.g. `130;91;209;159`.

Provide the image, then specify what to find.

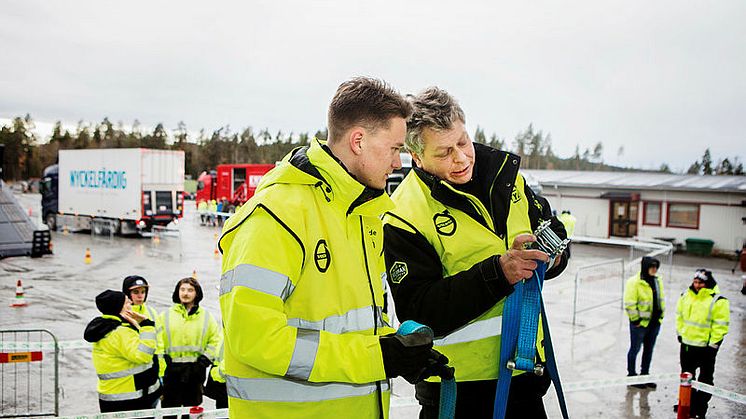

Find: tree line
0;114;742;181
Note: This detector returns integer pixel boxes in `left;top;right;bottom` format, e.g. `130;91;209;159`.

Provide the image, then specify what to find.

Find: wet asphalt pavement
1;192;744;418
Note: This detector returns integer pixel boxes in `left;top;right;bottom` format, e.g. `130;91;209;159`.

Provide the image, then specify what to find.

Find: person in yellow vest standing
383;87;569;418
557;211;576;238
676;269;730;418
197;200;208;225
121;275;161;409
84;290;161;413
218;77;449;419
158;277;221;412
624;256;664;388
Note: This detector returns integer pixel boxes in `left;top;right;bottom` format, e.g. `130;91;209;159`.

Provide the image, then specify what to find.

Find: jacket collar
412;143;520;233
289;138;394;217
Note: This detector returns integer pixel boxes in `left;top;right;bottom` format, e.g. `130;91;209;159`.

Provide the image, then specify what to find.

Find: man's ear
347;127;365;156
411;151;423;168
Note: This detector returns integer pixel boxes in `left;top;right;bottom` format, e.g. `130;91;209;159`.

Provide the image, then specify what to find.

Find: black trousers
204;372;228;409
680;344;718;417
162;362;206;418
415;372;551;419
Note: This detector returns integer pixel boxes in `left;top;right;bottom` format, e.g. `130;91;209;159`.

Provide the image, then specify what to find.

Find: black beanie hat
122;275;149;300
96;290;126;316
695;269;717;289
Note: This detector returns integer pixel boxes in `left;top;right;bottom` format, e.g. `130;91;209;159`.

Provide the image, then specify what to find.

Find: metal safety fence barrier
570;237;673;326
142;225;183;262
90;219;117;242
571;258;625;326
0;329;59;418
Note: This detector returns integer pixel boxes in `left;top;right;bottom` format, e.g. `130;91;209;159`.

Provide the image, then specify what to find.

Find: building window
667;203;699;229
643;201;662;226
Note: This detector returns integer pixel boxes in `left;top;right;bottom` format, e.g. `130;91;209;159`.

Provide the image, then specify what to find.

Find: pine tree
701;149;713;175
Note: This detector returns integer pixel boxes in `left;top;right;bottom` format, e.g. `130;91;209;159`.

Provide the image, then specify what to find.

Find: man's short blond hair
327;77;412;144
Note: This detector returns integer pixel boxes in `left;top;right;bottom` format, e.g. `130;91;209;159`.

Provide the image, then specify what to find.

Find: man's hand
499;234;549;285
121;309;147;325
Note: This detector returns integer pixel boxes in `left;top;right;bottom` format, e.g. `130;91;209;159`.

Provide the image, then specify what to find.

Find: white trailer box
57;148;184;232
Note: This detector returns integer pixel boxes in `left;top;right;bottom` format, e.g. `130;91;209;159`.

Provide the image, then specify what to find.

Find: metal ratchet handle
533;220;570;266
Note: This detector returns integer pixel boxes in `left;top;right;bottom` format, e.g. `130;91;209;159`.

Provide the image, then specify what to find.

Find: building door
610;200;638;237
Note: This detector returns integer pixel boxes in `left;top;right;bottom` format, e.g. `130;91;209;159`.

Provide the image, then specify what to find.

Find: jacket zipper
359;216;384;418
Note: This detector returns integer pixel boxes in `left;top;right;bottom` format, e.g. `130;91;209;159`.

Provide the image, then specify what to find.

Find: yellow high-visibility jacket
676;285;729;347
383;144;568;382
557;213;576;237
157;304;221;369
624;273;665;327
84;314;160;402
219;139;395;419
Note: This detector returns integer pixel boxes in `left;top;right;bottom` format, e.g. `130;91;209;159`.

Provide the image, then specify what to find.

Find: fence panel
0;329;59;418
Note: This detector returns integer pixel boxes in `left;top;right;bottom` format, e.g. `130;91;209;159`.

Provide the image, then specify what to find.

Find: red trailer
196;163;274;206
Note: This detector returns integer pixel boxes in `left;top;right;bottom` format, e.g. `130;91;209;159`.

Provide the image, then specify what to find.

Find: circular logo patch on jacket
433;212;456;236
314;239;331;273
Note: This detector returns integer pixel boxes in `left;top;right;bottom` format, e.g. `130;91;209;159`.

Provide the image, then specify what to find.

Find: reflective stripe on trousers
226;375;389;402
434;315;502;346
98;380;161;401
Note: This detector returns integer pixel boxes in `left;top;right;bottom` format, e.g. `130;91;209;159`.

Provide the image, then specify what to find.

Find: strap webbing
493;261;568;419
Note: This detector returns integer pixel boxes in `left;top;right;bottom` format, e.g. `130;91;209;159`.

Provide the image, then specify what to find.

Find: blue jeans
627;321;660;376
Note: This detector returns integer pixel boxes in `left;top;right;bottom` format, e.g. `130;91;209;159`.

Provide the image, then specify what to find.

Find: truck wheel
45;213;57;231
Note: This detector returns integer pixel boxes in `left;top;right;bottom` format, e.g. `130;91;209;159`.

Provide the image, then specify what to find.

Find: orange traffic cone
62;225;69;235
192;269;197;279
84;248;92;264
28;207;33;217
48;240;53;253
153;233;161;245
214;247;220;260
10;279;28;307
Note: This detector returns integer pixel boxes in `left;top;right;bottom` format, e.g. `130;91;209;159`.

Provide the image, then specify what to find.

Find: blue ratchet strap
493;261;568;419
397;320;457;419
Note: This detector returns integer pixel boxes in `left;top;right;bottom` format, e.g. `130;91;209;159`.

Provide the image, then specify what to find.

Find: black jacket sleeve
524;182;570;280
384;223;514;337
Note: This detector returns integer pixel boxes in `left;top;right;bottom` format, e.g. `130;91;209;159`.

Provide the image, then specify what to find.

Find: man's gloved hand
380;332;449;384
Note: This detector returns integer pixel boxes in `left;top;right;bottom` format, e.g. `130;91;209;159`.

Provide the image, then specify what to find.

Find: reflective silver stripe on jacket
287;306;384;334
434;316;502;346
683;319;709;329
286;329;320;380
140;331;156;341
164;308;208;356
147;306;158;322
171;356;199;363
98;380;160;401
706;295;722;323
138;343;156;356
226;376;389;402
97;361;154;380
220;263;295;301
167;345;203;353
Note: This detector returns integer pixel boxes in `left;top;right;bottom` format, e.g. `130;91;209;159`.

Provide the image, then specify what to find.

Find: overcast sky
1;1;744;172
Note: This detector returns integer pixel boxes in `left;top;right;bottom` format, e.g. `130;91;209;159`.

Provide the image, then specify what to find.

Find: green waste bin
685;238;714;257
